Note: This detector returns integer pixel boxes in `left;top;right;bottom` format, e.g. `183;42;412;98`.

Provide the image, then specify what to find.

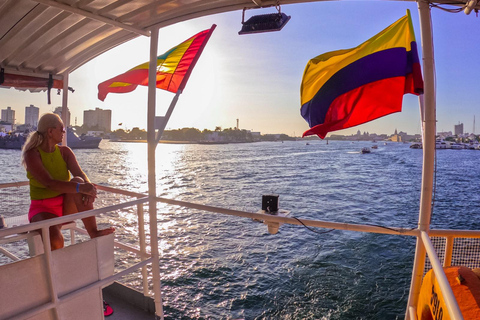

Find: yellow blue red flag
300;11;423;139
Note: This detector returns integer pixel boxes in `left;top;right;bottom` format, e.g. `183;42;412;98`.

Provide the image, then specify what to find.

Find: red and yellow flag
98;25;216;101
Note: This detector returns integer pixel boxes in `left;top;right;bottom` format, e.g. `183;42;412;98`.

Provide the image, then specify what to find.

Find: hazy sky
1;1;479;137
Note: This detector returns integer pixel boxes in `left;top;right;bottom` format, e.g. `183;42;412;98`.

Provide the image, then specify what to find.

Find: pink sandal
103;300;114;317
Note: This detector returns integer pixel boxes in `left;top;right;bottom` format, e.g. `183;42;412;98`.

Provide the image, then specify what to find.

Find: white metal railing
420;231;464;320
0;183;151;319
2;182;480;319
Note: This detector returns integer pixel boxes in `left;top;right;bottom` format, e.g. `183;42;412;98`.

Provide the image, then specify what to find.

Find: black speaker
262;194;279;213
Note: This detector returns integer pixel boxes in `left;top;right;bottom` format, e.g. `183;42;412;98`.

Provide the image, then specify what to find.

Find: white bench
2;214;77;257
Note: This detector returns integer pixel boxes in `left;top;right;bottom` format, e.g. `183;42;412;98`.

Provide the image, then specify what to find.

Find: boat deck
102;282;155;320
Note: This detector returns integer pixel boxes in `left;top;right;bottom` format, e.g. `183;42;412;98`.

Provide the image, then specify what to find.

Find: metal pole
41;227;60;319
406;2;436;318
421;232;463;319
418;94;425;146
147;27;164;319
155;91;182;144
137;201;149;295
61;73;69;146
444;236;454;267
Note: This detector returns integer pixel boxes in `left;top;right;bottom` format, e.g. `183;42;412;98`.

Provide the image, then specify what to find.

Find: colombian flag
98;25;216;101
300;11;423;139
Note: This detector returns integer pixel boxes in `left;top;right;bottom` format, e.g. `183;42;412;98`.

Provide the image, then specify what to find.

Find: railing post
70;228;76;245
444;236;454;267
41;226;60;319
406;2;437;318
137;200;149;295
147;26;164;320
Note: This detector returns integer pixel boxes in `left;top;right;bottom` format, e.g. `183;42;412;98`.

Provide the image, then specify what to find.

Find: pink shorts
28;195;64;222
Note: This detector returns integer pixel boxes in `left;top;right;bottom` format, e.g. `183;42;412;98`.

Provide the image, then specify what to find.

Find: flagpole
61;73;69;146
154;24;215;144
418;94;425;146
406;2;436;318
155;90;182;144
147;26;164;320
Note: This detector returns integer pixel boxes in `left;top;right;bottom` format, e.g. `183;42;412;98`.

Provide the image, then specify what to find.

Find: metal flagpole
406;2;436;318
418;94;425;146
147;26;164;320
155;90;182;144
145;25;213;318
61;73;69;146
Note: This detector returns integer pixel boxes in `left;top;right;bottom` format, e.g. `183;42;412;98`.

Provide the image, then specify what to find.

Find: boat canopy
0;0;477;84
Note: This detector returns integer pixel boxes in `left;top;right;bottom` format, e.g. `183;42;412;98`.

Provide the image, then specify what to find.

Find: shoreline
111;139;257;144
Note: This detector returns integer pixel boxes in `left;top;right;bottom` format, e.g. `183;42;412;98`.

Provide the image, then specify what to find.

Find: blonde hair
21;113;63;168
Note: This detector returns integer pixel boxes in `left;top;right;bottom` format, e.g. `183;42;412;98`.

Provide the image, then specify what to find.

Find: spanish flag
98;25;216;101
300;11;423;139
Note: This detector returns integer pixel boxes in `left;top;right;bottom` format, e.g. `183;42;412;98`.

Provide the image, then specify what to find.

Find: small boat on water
371;145;378;149
0;134;24;149
0;128;101;149
450;143;465;150
436;140;451;149
410;143;422;149
361;147;371;154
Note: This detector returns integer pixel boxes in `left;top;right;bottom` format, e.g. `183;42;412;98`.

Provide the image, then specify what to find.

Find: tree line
75;125;294;142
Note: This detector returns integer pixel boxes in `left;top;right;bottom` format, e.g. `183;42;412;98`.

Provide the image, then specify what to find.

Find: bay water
1;140;479;319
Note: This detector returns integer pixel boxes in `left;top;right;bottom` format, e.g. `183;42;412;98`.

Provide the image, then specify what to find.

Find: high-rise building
1;107;15;124
83;107;112;132
454;123;464;136
25;105;39;128
53;106;71;127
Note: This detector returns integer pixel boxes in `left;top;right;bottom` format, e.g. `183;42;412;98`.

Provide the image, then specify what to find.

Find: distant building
390;129;402;142
204;131;226;142
15;124;32;133
87;131;104;137
454;123;464;136
25;105;39;128
53;106;71;127
437;131;453;139
84;107;112;132
1;107;15;125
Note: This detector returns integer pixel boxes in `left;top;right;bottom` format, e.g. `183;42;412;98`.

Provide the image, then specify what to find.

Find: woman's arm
60;146;91;182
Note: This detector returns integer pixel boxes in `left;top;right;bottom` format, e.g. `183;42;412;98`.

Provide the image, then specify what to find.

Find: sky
1;1;480;137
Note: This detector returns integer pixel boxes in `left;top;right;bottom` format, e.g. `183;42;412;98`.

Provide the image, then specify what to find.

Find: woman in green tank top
21;113;114;250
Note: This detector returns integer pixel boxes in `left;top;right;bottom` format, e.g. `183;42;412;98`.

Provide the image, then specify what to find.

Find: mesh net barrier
425;236;480;274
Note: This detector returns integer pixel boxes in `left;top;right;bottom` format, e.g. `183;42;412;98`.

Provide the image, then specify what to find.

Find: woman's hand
82;194;96;206
79;182;97;198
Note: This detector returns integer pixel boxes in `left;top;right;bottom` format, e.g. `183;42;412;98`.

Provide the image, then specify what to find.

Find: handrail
0;181;28;189
0;197;148;238
4;182;480;239
429;229;480;238
96;184;146;198
155;196;420;237
420;231;464;320
408;306;416;320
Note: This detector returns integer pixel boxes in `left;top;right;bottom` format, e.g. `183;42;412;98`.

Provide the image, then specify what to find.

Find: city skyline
1;2;479;137
1;103;476;137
